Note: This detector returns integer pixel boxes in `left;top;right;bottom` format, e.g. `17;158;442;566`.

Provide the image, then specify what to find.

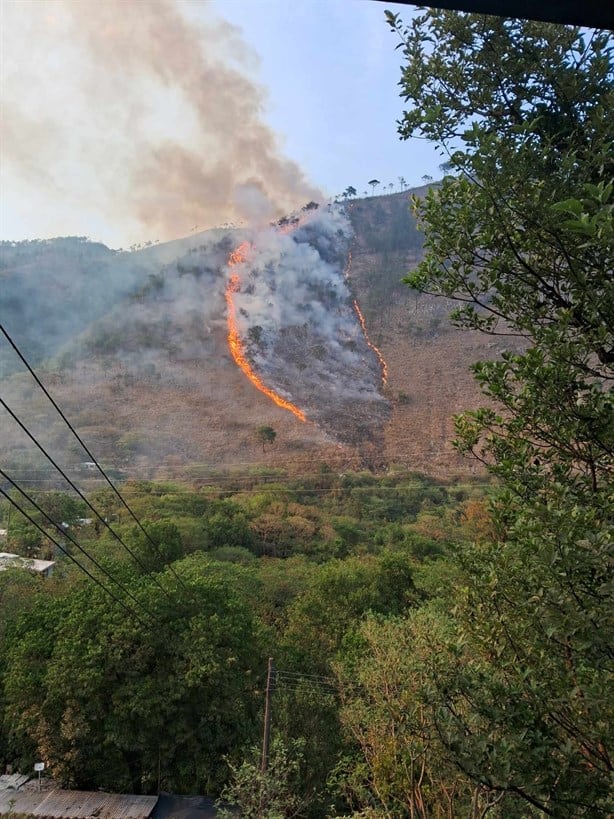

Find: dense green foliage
1;12;612;819
0;471;485;813
385;9;613;816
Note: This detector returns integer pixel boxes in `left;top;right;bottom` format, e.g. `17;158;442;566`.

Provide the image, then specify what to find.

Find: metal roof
150;793;220;818
0;788;157;818
0;552;55;574
0;773;30;790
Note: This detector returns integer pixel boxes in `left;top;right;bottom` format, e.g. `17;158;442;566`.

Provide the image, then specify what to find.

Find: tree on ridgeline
368;179;380;195
379;9;614;816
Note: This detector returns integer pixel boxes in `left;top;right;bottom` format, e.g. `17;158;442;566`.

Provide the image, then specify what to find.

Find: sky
0;0;442;249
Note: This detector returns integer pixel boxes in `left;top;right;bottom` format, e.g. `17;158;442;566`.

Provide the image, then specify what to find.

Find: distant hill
0;187;512;483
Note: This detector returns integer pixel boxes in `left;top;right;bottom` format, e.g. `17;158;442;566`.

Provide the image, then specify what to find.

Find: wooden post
261;657;274;773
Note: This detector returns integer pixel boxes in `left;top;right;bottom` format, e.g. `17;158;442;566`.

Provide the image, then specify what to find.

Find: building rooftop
0;773;30;791
0;788;158;818
0;552;55;575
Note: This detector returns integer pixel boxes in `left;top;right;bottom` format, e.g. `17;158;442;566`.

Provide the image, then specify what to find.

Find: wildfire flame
344;248;388;386
343;249;352;278
226;242;307;422
353;299;388;385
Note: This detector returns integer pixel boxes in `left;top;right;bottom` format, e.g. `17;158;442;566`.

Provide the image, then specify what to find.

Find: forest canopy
0;10;612;819
384;9;613;816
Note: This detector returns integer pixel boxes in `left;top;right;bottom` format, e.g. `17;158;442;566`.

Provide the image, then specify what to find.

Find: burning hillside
225;241;307;423
223;207;390;444
1;188;493;478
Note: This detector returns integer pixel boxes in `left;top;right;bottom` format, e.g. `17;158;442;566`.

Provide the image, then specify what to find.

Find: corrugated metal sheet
0;772;30;790
0;788;157;818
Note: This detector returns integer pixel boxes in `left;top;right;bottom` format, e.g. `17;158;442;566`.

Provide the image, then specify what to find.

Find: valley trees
0;473;466;813
1;556;267;795
384;9;613;815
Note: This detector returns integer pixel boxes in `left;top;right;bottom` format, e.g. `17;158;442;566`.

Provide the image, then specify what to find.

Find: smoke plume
1;0;322;247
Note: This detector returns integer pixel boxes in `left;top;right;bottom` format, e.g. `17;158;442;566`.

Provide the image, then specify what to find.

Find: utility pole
261;657;275;773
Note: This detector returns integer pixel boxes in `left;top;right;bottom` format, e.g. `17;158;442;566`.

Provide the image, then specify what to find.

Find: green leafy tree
6;516;42;558
35;491;86;527
283;554;420;672
204;500;256;552
217;737;307;819
333;611;508;818
386;9;613;816
126;520;184;573
1;593;70;771
271;554;421;813
256;425;277;453
2;555;267;794
0;570;40;645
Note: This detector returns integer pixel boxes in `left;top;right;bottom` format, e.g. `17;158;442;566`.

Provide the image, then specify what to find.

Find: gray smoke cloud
231;208;352;338
0;207;389;470
1;0;322;246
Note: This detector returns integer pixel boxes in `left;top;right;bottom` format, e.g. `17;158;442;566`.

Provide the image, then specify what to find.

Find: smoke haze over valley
1;188;505;480
1;1;499;480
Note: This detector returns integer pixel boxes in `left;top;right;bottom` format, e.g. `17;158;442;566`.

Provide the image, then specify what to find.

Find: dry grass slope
1;189;514;480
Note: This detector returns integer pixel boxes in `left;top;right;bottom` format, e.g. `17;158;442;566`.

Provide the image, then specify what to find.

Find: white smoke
225;206;389;439
1;0;322;247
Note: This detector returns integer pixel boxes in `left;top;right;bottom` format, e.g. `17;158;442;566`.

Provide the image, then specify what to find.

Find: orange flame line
343;249;352;278
226;243;306;423
353;299;388;385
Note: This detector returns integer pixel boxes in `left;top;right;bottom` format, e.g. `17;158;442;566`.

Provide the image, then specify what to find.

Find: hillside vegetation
0;189;494;479
0;471;495;815
1;12;611;817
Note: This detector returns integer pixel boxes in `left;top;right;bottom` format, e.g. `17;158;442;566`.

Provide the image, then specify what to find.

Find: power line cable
0;395;176;601
274;670;338;693
0;487;149;628
0;479;495;497
276;674;337;689
275;682;337;696
275;681;337;694
1;452;494;487
0;467;156;621
0;470;495;489
275;669;335;683
0;323;191;594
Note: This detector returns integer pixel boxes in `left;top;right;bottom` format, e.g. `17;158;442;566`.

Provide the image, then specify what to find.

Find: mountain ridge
1;186;504;481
